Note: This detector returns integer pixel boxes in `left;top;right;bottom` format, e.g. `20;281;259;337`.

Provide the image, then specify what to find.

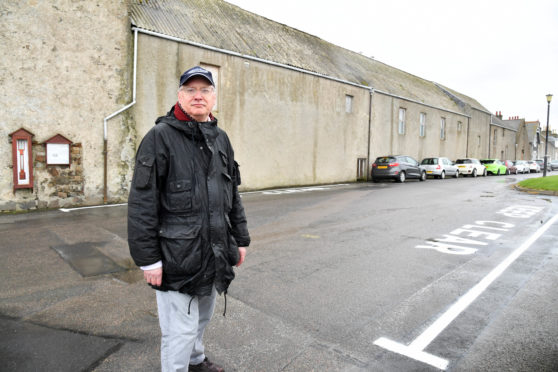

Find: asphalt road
1;172;557;371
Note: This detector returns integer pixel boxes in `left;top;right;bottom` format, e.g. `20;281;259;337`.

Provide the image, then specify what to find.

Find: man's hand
236;247;246;267
143;267;162;286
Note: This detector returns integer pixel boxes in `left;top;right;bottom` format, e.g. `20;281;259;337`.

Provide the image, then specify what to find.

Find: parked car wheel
439;171;445;180
496;169;501;176
506;168;510;175
454;170;459;178
420;171;426;181
472;168;477;177
397;171;406;183
483;169;487;176
372;178;379;183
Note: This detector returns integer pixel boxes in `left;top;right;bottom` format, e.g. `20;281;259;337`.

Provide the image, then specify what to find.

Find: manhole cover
51;242;126;277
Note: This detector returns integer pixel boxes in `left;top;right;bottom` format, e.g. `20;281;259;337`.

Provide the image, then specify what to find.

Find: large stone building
0;0;539;212
490;113;529;160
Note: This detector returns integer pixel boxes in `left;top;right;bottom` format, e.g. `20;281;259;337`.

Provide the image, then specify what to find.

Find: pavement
0;206;162;371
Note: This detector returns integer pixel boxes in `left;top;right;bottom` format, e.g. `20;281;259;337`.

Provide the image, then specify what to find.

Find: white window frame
345;95;353;113
440;117;446;140
398;108;406;135
419;112;426;137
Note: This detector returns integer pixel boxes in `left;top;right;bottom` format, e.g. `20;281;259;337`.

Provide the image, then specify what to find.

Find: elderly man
128;66;250;372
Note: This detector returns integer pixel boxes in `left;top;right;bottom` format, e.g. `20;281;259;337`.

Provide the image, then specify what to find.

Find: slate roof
493;116;520;131
130;0;490;115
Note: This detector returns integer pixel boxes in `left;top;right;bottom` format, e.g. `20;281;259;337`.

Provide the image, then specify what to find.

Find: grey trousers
156;287;217;372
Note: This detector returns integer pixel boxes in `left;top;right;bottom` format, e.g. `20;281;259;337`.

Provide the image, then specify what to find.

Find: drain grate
51;242;126;277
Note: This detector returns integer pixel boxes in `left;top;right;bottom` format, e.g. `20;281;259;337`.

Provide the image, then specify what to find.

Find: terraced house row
2;0;557;211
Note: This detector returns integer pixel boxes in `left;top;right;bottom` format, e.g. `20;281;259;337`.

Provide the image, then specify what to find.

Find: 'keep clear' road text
416;205;544;255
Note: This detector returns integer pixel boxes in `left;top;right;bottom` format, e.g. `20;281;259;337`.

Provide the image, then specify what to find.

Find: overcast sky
226;0;558;131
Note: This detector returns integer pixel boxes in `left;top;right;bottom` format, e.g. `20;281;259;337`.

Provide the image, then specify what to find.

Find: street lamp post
543;93;553;177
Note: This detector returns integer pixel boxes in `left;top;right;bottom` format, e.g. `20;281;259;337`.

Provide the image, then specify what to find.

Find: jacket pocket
159;223;202;275
167;179;192;212
134;155;154;189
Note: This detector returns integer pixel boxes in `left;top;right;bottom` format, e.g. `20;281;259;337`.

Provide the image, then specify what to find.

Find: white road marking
376;212;558;370
242;183;349;195
59;184;350;212
59;203;128;212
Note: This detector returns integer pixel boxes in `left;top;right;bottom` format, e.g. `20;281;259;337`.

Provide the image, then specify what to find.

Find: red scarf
174;102;214;122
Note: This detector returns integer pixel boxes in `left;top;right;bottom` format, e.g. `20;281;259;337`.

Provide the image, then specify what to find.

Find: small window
345;95;353;113
457;121;462;132
440;118;446;140
478;135;481;147
419;113;426;137
399;108;406;135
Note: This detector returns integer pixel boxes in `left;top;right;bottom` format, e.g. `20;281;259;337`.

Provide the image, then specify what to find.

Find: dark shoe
189;357;224;372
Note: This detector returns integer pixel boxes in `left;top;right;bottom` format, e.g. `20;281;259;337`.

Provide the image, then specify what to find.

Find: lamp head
547;94;553;103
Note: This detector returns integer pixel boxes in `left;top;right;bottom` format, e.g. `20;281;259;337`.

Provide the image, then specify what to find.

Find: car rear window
480;160;494;164
456;159;471;164
421;158;437;165
375;157;395;164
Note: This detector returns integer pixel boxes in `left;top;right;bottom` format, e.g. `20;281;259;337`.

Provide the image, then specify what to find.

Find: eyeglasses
182;87;214;97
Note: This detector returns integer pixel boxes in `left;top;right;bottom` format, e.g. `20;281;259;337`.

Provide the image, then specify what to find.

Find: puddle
51;242;126;277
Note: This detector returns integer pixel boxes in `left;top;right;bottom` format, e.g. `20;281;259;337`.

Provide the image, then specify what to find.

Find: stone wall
36;143;85;209
0;0;133;212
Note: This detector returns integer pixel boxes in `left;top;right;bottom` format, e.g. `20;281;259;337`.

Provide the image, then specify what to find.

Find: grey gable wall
129;0;493;190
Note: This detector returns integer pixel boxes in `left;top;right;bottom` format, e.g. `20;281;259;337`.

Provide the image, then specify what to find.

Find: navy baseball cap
179;66;215;87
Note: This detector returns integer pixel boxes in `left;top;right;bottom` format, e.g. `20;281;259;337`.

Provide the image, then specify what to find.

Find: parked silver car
455;158;487;177
535;159;552;172
513;160;530;174
550;160;558;171
420;157;459;179
526;160;541;173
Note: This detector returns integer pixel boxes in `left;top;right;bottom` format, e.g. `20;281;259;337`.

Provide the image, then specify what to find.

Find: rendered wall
369;92;469;164
466;109;491;159
490;126;518;161
132;33;371;190
0;0;133;211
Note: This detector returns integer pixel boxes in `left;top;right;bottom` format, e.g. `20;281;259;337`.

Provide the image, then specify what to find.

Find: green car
480;159;508;175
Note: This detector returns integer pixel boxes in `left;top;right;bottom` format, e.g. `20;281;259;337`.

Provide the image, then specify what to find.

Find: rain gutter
102;28;138;204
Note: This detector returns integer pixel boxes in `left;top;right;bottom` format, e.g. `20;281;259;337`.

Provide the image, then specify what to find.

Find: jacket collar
156;104;219;141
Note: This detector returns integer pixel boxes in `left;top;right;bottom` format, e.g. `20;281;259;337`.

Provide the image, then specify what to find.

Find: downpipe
102;28;138;204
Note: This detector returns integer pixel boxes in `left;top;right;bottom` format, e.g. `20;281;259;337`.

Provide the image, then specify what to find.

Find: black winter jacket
128;107;250;295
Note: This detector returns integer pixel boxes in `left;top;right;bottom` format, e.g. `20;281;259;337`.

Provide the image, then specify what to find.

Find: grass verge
518;175;558;191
